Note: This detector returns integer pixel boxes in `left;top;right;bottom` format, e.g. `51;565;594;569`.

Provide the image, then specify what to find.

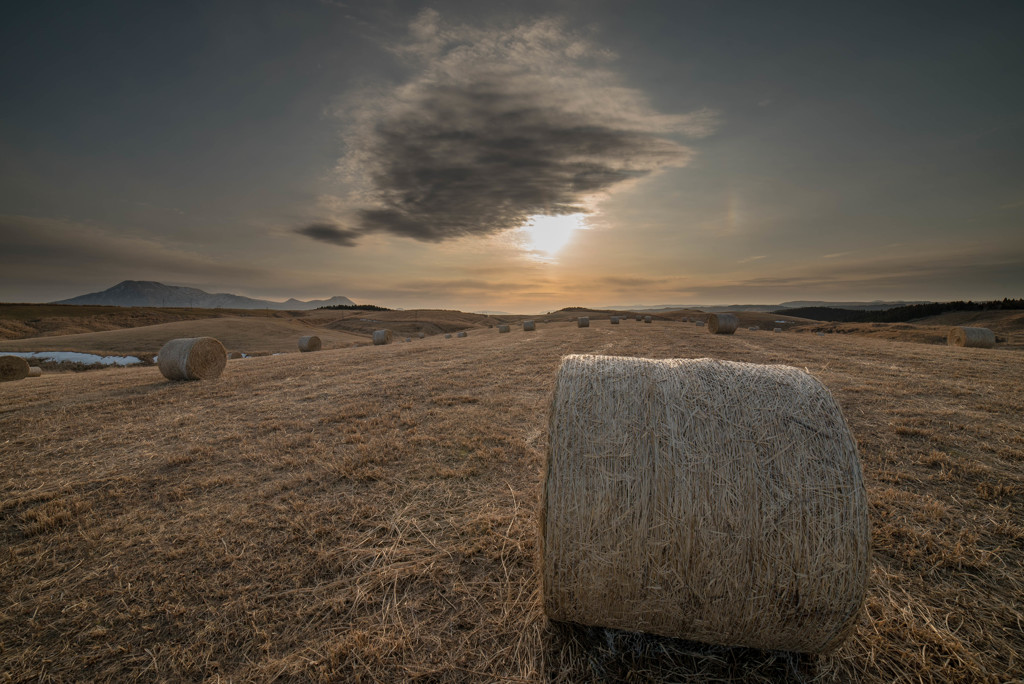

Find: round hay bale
947;326;995;348
542;354;869;654
523;320;536;331
418;332;425;339
0;356;30;382
578;317;590;328
405;337;412;342
635;316;642;322
708;313;738;334
28;366;42;377
444;333;452;339
457;331;468;338
227;351;243;359
774;327;782;333
298;335;321;352
373;330;393;345
610;316;620;324
157;337;227;381
498;325;511;333
644;315;652;324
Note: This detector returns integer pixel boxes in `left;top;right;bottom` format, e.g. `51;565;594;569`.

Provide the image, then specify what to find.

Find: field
2;313;1023;681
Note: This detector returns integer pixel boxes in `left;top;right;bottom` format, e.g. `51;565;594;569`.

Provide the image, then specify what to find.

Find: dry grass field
2;317;1023;682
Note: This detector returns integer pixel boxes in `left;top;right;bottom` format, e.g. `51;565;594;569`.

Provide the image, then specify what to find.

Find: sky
1;0;1022;311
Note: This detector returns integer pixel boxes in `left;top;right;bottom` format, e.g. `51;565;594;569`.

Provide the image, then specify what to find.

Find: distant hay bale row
947;326;995;349
298;335;321;352
28;366;42;377
0;355;30;382
610;316;620;324
158;337;226;381
542;354;869;654
373;330;393;345
498;325;511;333
523;320;536;331
578;317;589;328
708;313;738;334
457;331;468;338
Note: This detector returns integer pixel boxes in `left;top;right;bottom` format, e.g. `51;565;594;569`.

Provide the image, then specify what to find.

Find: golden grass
1;321;1023;681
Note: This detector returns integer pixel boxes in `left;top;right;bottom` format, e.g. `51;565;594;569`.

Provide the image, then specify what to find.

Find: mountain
54;281;357;310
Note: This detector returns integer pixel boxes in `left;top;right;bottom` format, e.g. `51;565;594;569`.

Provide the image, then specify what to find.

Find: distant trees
776;298;1024;323
317;304;391;311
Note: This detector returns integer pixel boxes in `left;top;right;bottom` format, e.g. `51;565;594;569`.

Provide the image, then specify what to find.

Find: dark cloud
294;222;361;247
304;11;715;247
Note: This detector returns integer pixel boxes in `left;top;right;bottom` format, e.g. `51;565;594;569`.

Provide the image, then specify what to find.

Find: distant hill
54;280;356;310
605;301;927;312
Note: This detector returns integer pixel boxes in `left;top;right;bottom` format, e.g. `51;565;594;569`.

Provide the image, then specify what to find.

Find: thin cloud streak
299;10;715;247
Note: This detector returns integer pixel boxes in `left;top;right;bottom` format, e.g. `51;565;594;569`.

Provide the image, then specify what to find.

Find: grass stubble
1;322;1022;682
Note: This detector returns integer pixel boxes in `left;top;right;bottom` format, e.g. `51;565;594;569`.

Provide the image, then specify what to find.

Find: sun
519;214;587;258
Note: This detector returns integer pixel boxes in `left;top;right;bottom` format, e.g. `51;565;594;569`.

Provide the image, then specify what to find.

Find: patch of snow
3;351;143;366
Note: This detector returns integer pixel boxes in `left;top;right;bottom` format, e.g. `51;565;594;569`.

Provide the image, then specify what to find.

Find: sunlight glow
519;214;587;259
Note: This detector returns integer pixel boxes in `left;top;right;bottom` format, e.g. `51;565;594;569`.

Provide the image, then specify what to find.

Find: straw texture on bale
373;330;393;345
644;315;652;324
578;317;590;328
523;320;536;331
541;354;869;654
708;313;739;334
457;331;468;338
610;316;620;324
28;366;42;377
298;335;321;352
774;327;783;333
947;326;995;348
157;337;227;381
0;355;30;382
498;325;511;333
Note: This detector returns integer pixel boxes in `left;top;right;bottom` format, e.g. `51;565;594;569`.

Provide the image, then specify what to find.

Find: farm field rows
2;320;1022;681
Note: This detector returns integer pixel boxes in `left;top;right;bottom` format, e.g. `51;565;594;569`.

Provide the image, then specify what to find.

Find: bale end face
947;326;996;348
157;337;227;381
708;313;738;334
0;355;30;382
542;355;869;654
298;335;322;352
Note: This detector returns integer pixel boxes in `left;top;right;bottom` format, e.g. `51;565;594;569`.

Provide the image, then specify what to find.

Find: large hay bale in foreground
498;325;511;333
947;326;995;348
373;330;393;345
298;335;321;352
157;338;227;381
610;316;620;324
0;356;30;382
523;320;536;331
28;366;42;377
708;313;738;334
542;354;869;654
578;317;590;328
